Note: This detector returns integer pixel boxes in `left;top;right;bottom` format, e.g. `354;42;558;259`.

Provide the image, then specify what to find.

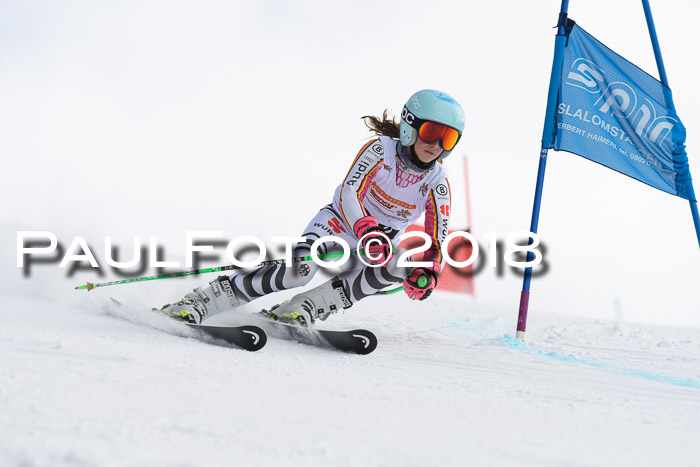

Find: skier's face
413;138;443;164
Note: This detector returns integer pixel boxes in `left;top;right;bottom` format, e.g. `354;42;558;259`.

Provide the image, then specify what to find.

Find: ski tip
348;329;378;355
191;324;268;352
239;325;268;351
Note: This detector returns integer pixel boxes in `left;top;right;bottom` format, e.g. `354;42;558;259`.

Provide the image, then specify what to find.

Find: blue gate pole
516;0;571;341
641;0;700;248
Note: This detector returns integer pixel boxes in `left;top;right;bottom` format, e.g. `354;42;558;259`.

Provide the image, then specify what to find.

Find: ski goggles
403;107;461;151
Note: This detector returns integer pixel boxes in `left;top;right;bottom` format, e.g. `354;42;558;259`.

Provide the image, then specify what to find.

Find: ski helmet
399;89;466;159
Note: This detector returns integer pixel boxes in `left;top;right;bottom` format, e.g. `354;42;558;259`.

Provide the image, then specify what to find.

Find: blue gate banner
547;24;695;201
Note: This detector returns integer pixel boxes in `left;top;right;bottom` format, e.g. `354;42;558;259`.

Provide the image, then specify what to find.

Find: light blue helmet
399;89;466;159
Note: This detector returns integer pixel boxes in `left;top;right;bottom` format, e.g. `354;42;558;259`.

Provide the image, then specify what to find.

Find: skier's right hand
354;216;392;265
403;264;440;301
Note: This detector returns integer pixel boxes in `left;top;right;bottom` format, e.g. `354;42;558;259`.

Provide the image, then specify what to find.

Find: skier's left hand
354;216;393;265
403;265;440;301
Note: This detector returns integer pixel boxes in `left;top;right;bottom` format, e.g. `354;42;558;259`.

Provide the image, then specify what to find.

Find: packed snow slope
2;287;699;467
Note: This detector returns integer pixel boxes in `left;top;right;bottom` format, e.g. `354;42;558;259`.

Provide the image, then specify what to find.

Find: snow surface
2;287;699;467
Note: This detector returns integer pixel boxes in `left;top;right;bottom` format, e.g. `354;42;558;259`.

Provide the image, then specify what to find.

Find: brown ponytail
361;109;400;139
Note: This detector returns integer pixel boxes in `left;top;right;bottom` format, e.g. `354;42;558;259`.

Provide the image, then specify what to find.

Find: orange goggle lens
418;122;460;151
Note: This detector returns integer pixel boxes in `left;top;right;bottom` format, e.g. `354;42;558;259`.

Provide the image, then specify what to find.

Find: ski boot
261;278;352;327
156;295;206;324
155;275;241;324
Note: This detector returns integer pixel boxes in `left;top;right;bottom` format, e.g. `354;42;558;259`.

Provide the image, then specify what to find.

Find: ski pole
373;271;433;295
374;285;404;295
75;250;358;292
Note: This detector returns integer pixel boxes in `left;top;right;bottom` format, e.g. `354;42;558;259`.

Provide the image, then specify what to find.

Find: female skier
158;89;465;327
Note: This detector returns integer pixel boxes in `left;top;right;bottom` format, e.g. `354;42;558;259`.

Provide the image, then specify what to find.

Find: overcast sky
2;0;698;327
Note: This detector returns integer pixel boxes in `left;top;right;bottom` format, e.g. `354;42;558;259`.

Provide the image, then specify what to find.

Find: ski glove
403;264;440;301
354;216;392;265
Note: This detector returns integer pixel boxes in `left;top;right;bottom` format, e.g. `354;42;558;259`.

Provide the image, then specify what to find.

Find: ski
254;316;377;355
108;298;266;352
187;324;267;352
